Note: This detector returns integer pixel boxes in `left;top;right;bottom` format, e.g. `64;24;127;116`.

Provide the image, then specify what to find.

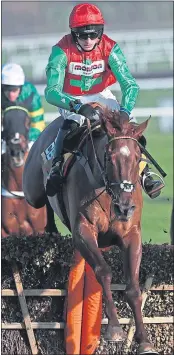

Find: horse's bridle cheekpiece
103;136;139;204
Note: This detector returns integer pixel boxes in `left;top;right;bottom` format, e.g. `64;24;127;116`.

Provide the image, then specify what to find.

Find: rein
86;118;107;184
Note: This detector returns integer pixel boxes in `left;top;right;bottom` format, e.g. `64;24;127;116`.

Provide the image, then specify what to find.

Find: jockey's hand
119;109;130;121
69;100;100;120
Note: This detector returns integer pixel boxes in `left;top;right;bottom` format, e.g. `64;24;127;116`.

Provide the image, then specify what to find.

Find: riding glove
119;110;130;121
69;100;100;120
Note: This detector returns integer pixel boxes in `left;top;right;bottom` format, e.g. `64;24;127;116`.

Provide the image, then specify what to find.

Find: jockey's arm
108;43;140;116
45;46;76;110
26;83;46;141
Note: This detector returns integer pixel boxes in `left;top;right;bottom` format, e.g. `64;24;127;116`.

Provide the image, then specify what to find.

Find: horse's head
100;109;149;221
2;107;30;167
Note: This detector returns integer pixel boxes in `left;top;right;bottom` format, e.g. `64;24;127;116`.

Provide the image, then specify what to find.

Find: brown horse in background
23;105;159;354
1;107;48;237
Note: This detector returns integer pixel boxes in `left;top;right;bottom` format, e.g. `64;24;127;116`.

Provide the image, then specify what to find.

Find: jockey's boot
46;120;78;197
141;165;165;199
138;135;165;199
46;129;66;196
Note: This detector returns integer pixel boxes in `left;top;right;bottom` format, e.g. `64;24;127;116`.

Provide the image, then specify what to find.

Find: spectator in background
45;2;165;198
1;63;46;149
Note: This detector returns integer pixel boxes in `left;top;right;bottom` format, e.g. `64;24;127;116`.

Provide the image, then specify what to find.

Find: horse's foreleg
2;200;20;235
45;197;58;234
73;214;125;341
123;228;158;354
27;205;47;234
1;227;9;238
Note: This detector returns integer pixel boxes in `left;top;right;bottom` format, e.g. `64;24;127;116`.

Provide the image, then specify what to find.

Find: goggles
76;32;99;40
2;85;21;92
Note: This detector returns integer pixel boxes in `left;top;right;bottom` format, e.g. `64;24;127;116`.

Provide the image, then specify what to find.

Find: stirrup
51;156;64;172
142;171;165;194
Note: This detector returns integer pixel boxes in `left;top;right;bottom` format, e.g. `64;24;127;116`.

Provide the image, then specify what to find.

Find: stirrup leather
142;171;165;194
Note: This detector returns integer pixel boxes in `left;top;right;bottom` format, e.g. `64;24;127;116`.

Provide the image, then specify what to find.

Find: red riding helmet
69;3;105;29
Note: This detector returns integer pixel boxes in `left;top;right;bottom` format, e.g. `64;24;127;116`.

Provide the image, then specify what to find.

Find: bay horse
23;105;159;354
1;106;57;237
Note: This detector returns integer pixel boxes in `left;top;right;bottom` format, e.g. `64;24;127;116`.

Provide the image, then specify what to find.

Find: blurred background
2;1;173;243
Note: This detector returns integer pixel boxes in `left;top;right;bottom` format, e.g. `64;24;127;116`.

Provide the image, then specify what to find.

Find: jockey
1;63;46;149
45;2;164;198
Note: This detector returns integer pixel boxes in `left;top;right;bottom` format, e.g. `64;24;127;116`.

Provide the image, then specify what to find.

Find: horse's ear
100;112;117;136
89;102;105;112
100;109;119;136
133;117;150;139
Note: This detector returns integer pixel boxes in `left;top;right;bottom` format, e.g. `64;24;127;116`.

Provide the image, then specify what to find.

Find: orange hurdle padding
80;262;102;355
65;250;102;355
65;250;85;355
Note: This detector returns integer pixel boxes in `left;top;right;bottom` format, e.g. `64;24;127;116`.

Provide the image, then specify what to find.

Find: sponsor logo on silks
69;60;105;77
41;139;56;163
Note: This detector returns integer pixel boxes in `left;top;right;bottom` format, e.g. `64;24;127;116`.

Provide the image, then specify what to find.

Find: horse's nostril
128;205;136;216
115;203;135;218
125;205;135;214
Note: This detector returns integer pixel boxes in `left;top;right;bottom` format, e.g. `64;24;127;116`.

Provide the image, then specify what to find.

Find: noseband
103;136;141;204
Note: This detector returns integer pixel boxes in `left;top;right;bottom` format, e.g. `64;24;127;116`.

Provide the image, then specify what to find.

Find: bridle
103;136;141;204
86;118;142;205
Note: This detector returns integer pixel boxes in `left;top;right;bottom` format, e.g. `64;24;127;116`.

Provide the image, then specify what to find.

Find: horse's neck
82;134;107;178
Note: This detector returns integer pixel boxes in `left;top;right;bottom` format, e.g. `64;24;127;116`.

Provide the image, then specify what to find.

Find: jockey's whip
138;143;167;178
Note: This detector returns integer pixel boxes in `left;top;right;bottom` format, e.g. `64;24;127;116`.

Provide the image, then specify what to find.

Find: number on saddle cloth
41;140;56;163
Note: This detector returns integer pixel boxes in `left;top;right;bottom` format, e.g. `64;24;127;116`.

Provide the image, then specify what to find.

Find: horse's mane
100;108;138;137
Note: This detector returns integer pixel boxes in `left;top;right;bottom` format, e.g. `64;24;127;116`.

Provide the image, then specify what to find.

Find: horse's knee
1;227;9;238
94;264;112;286
4;224;20;235
20;221;33;235
125;285;142;306
28;210;46;231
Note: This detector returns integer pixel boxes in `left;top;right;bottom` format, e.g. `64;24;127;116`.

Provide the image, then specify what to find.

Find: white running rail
44;107;173;123
2;29;173;80
35;77;173;95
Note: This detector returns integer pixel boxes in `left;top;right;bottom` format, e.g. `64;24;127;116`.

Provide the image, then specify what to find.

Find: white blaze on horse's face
120;145;130;157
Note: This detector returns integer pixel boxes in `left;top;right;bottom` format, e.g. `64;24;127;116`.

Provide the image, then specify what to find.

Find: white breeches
58;88;120;126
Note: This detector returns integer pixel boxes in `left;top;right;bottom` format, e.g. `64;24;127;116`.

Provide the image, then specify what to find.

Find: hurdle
65;250;102;355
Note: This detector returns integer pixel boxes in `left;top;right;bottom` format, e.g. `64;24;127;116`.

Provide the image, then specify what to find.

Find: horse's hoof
105;325;126;342
138;342;159;355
